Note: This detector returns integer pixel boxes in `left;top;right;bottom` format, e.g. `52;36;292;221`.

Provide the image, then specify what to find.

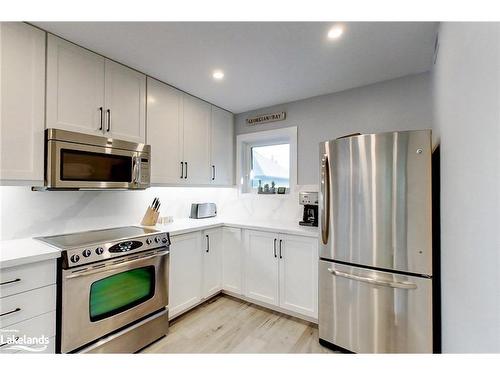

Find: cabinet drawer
0;260;56;298
0;285;56;328
0;312;56;353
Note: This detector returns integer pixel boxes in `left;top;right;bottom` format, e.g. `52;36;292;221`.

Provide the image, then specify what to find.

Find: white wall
0;186;235;240
235;72;433;185
432;22;500;353
0;184;318;240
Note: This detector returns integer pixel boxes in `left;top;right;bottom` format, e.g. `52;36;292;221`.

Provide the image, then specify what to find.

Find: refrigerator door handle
327;268;418;290
320;154;330;245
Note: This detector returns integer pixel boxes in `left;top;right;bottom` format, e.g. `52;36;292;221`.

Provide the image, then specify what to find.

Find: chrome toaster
190;203;217;219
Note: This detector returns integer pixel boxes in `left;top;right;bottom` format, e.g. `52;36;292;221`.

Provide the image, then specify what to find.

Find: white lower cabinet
222;227;243;294
278;234;318;318
203;228;223;298
0;259;57;354
244;230;318;319
169;227;318;321
168;231;203;318
243;230;280;306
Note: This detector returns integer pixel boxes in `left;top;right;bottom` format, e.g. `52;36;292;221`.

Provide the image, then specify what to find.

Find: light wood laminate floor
141;294;335;354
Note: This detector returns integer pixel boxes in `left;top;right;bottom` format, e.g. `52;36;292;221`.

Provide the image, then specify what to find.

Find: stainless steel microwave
43;129;150;190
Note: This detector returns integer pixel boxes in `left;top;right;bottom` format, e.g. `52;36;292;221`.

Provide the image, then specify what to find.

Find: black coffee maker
299;192;318;227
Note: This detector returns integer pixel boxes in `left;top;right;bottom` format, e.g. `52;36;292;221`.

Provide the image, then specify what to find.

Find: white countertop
0;218;318;269
150;217;319;238
0;238;61;269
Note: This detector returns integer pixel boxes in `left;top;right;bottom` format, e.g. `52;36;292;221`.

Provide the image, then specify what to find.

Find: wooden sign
246;111;286;125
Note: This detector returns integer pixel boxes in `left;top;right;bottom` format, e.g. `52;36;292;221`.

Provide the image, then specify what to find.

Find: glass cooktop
36;226;159;249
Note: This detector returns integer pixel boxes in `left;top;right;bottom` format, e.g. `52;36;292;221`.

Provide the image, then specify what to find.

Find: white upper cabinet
244;230;280;307
210;106;234;185
47;35;146;142
46;34;105;136
182;94;211;184
278;234;318;318
146;78;184;184
0;22;46;183
104;60;146;143
203;228;223;298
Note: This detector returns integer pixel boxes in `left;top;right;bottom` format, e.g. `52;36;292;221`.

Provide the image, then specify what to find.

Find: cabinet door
146;78;184;184
46;34;105;136
222;227;243;295
0;22;45;183
279;234;318;318
244;230;279;306
182;94;211;184
203;228;223;298
169;232;203;318
104;59;146;143
210;106;234;185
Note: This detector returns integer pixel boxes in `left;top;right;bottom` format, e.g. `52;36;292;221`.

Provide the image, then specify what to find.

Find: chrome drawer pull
327;268;417;290
0;278;21;286
0;307;21;317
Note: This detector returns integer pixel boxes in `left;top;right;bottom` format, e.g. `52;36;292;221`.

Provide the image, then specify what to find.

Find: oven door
47;140;148;189
60;248;169;353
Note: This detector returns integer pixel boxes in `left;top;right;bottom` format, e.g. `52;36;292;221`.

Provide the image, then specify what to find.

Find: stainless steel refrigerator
318;129;434;353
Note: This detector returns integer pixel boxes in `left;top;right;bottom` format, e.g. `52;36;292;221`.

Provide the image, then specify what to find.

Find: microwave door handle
137;156;142;184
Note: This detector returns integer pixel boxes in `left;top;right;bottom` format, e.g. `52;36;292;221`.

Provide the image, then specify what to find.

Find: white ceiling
33;22;438;113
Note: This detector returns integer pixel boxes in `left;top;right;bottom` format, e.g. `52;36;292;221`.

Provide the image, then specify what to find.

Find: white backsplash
0;185;318;240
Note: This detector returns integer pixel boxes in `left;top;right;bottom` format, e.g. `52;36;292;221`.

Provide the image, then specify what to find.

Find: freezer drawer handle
327;268;418;290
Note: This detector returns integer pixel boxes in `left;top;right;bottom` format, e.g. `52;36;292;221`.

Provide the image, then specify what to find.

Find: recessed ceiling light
212;70;224;80
327;25;344;40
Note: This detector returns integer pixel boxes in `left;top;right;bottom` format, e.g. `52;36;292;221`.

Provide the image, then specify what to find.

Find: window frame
236;127;297;194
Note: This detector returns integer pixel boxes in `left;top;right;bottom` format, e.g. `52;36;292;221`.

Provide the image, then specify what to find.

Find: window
237;127;297;194
250;143;290;189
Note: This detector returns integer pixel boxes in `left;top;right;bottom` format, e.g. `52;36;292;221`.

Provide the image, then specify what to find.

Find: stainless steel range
37;226;170;353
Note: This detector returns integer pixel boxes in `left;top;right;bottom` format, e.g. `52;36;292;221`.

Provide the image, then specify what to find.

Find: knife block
140;206;160;226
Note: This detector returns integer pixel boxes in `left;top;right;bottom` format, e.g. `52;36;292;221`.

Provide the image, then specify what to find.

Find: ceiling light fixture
327;25;344;40
212;70;224;80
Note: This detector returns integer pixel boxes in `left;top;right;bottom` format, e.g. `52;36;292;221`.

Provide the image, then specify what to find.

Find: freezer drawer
319;260;433;353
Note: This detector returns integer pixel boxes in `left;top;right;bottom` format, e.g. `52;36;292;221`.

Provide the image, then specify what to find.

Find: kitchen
0;3;499;372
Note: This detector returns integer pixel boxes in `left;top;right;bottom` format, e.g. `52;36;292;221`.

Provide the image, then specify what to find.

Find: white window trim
236;127;297;194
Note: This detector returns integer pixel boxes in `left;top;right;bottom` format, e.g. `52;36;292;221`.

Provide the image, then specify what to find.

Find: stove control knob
154;236;161;243
82;249;92;257
95;247;104;255
146;238;152;245
70;254;80;263
161;237;168;244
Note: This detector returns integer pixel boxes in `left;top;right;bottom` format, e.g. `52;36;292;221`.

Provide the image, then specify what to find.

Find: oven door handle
65;249;169;279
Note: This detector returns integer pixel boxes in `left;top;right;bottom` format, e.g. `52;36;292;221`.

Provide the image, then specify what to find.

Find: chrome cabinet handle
98;107;103;131
0;307;21;317
106;109;111;132
206;235;210;253
273;239;277;258
66;249;169;279
327;268;417;290
180;162;184;179
184;162;188;179
0;278;21;286
279;240;283;259
320;154;330;245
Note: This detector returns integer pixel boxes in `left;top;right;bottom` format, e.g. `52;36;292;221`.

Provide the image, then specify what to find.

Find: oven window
60;149;132;182
89;266;155;322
